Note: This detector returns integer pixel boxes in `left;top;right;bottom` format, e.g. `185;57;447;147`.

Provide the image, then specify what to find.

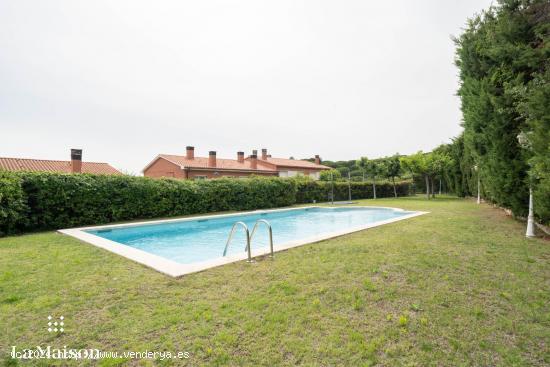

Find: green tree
356;157;368;183
519;68;550;223
369;160;383;199
357;157;382;199
320;169;342;182
382;155;402;198
401;152;430;199
454;0;549;221
426;151;454;197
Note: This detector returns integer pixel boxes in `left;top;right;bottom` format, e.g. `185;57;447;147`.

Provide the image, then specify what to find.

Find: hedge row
0;172;410;236
0;172;28;236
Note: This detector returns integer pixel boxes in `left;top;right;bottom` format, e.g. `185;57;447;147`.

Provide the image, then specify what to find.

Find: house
142;146;330;180
0;149;122;175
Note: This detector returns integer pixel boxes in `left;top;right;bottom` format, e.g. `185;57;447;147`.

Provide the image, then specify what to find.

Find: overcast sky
0;0;492;174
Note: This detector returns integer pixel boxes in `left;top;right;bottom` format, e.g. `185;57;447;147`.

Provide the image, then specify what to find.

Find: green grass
1;196;549;366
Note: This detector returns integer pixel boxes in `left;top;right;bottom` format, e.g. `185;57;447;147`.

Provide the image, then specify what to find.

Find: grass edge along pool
58;206;427;277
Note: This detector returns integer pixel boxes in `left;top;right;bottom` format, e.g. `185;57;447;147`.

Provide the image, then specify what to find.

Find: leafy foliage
324;155;402;183
451;0;550;223
0;171;410;235
294;179;410;204
0;172;28;236
319;169;342;181
520;68;550;222
0;172;296;234
381;155;402;183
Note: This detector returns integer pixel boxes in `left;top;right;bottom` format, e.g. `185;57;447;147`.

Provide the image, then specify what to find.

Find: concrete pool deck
58;206;428;277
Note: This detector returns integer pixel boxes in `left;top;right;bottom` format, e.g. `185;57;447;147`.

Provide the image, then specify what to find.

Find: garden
1;196;548;366
1;1;549;365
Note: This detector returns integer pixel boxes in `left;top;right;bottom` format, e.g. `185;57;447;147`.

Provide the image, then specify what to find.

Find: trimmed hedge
0;172;410;235
0;172;28;236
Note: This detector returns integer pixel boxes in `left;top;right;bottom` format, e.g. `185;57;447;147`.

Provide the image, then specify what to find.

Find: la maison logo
10;314;100;361
47;315;64;333
10;314;191;361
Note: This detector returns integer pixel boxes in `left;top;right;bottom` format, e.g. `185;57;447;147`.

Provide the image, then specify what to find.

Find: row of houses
0;147;330;179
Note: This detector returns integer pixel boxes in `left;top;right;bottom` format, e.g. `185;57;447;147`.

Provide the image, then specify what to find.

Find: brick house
142;147;330;180
0;149;122;175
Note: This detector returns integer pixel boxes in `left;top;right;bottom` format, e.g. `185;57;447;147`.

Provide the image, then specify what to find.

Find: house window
194;176;207;180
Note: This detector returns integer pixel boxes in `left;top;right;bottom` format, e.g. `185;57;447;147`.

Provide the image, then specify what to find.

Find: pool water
86;207;414;265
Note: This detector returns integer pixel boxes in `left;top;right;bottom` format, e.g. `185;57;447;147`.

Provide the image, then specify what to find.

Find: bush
0;172;28;236
0;172;409;235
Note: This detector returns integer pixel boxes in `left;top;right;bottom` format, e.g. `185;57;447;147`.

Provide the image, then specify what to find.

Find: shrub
0;172;409;235
0;172;28;235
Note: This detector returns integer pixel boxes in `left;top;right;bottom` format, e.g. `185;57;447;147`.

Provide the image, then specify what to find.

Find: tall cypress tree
454;0;549;220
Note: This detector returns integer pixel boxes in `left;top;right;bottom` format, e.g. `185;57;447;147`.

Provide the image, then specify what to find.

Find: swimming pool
59;206;426;277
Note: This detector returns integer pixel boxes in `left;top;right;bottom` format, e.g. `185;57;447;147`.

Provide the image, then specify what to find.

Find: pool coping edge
58;206;429;278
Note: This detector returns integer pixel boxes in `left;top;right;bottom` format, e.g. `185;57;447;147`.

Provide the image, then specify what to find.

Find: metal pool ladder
250;219;274;259
222;219;274;262
223;221;252;262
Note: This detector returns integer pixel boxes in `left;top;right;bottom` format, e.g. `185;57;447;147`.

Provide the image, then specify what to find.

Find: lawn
1;196;548;366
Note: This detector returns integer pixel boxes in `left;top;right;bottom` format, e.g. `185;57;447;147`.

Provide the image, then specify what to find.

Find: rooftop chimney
261;148;268;160
70;149;82;173
208;151;217;167
252;149;258;156
249;154;258;169
314;155;321;165
237;151;244;163
186;146;194;159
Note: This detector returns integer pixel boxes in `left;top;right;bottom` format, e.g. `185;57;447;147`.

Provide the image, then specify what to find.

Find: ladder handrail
249;219;274;258
223;221;252;262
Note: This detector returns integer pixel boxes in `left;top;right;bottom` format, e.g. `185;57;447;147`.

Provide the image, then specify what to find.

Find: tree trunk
431;177;435;198
439;179;442;195
373;177;377;199
392;176;397;198
425;175;430;199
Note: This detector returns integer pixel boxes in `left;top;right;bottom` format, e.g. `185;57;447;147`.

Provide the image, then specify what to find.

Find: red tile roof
251;157;331;170
152;154;277;172
0;157;122;175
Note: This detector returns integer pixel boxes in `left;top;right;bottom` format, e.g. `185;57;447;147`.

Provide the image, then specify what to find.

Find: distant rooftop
0;157;122;175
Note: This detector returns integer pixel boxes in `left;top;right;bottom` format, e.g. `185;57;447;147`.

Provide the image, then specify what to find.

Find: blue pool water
86;207;414;265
